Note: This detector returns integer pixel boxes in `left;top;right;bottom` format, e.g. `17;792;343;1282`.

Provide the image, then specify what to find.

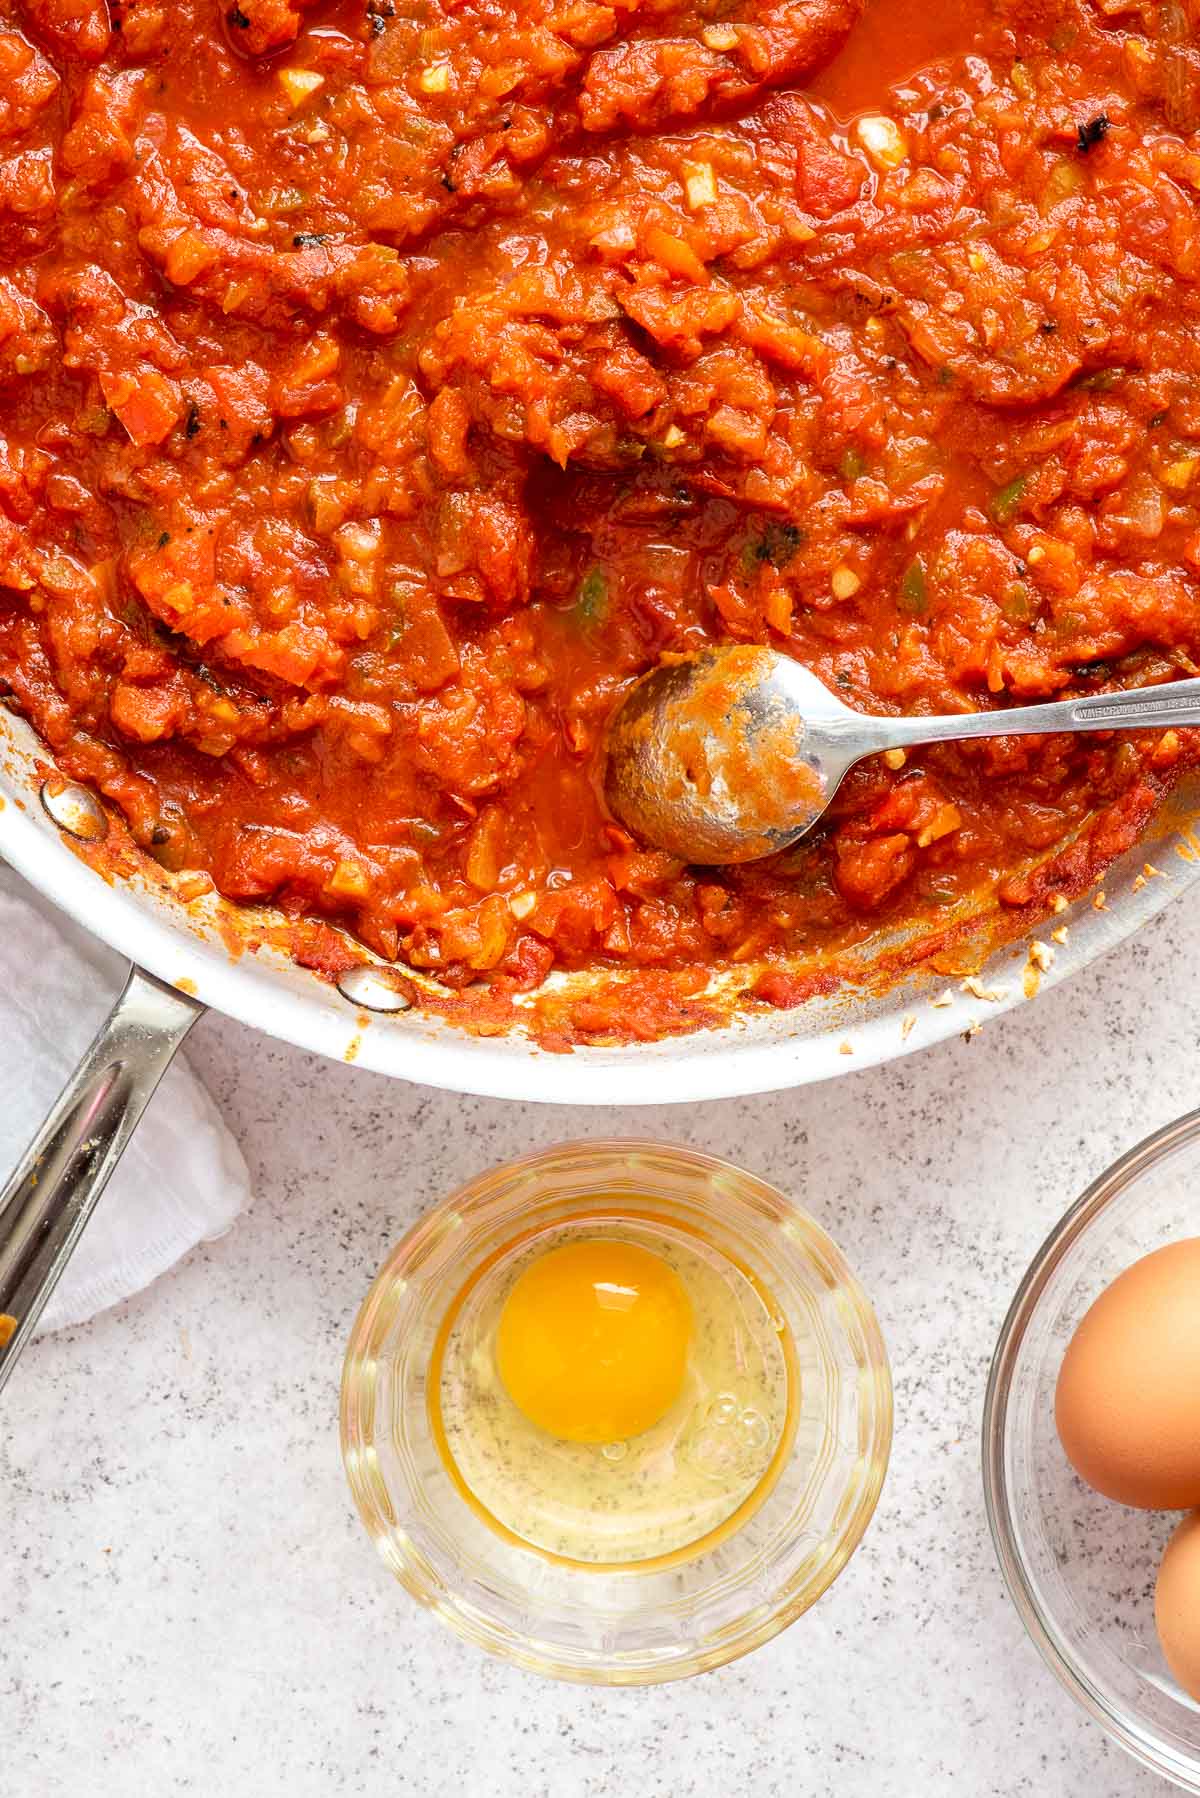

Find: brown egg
1156;1512;1200;1704
1055;1238;1200;1509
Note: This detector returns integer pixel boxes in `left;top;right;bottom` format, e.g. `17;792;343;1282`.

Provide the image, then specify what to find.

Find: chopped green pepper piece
1075;366;1121;391
898;557;928;615
1000;581;1035;623
990;473;1028;524
574;565;609;625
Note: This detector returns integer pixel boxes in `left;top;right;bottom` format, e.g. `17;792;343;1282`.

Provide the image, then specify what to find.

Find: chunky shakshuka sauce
3;0;1200;1039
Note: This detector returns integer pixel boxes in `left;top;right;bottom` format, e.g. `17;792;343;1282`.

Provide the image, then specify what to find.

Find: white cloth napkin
0;871;250;1333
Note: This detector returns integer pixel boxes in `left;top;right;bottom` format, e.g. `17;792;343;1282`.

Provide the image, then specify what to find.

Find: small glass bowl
341;1139;892;1685
984;1109;1200;1790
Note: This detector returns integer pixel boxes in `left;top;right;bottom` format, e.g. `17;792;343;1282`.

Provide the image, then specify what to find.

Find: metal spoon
604;644;1200;864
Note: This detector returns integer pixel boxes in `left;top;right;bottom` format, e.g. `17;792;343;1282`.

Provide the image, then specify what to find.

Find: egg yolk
496;1237;693;1444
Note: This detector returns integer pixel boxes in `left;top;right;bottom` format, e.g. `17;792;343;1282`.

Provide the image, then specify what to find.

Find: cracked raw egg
429;1215;796;1565
496;1238;692;1444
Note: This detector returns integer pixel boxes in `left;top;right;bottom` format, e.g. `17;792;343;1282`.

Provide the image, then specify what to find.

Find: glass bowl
983;1108;1200;1790
341;1139;892;1685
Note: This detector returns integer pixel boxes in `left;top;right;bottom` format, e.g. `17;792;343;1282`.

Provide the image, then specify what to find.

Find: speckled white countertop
4;894;1196;1796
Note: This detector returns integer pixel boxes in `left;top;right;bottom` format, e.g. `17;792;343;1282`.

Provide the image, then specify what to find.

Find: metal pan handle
0;966;203;1396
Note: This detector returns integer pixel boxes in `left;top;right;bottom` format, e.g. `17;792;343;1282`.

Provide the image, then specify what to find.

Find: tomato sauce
2;0;1200;1039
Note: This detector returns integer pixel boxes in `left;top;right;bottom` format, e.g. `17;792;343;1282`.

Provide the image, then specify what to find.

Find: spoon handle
884;676;1200;749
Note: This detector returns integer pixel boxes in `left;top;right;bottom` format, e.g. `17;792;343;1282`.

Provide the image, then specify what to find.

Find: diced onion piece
327;859;372;899
160;581;195;617
765;587;792;634
661;424;685;448
334;520;381;596
465;808;506;892
418;63;451;93
277;67;324;107
702;23;739;48
1162;456;1198;491
855;114;907;170
334;521;381;562
165;230;219;285
882;747;907;770
176;871;215;903
916;802;962;848
681;160;717;210
1041;159;1083;213
642;224;708;283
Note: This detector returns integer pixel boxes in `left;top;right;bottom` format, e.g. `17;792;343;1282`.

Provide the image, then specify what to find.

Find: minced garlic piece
961;975;1007;1002
856;115;907;170
1029;939;1055;972
1050;892;1069;912
661;424;685;448
702;23;739;48
882;747;907;770
418;63;452;92
831;564;861;599
277;68;324;106
900;1012;917;1039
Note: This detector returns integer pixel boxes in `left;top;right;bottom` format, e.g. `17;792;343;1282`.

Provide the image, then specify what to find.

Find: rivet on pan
40;779;108;843
336;964;413;1014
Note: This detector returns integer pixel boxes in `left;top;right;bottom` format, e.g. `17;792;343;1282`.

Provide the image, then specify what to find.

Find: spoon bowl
602;647;881;864
604;646;1200;865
